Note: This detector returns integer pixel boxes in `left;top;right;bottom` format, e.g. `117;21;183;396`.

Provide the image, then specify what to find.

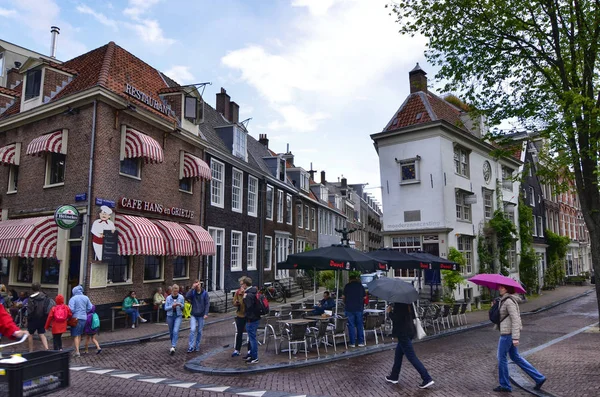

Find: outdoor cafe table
364;309;385;314
304;315;332;321
291;308;314;313
277;318;316;325
110;303;148;331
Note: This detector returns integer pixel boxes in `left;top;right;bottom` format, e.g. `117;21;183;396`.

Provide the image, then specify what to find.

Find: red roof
385;91;463;132
0;87;20;97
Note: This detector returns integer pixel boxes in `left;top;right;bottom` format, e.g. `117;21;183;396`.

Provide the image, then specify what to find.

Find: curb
509;363;559;397
184;288;595;376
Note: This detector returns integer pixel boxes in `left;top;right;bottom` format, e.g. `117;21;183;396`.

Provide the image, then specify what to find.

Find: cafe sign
119;197;194;219
124;83;176;117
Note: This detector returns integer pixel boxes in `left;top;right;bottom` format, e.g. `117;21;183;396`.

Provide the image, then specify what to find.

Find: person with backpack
231;276;250;358
27;282;51;352
493;284;546;393
242;277;260;364
165;284;185;355
68;285;92;357
186;280;210;353
83;305;101;354
44;294;71;351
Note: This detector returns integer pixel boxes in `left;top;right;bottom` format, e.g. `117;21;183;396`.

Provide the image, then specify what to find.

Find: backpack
45;298;56;316
489;297;510;325
54;305;69;322
91;313;100;330
255;292;269;316
29;296;53;319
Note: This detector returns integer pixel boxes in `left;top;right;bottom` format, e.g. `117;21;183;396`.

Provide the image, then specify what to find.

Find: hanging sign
54;205;80;229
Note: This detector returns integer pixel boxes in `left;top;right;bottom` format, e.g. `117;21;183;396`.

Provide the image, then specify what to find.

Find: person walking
232;276;249;357
68;286;92;357
165;284;185;355
342;275;366;347
44;294;71;351
494;284;546;393
123;291;147;329
385;303;434;389
186;280;210;353
83;305;101;354
27;283;50;352
242;277;260;364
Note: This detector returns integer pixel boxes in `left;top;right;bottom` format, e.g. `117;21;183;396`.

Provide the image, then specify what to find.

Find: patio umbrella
469;274;527;294
408;251;460;271
368;249;422;270
367;277;418;304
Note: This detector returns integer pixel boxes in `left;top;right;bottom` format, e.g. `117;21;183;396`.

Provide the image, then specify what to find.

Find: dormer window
233;126;247;161
25;69;42;101
300;172;309;191
0;52;4;77
320;186;328;202
278;158;286;181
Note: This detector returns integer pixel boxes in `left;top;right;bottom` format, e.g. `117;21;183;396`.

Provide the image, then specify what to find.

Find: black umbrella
369;248;422;270
409;251;460;271
277;245;388;273
367;277;418;304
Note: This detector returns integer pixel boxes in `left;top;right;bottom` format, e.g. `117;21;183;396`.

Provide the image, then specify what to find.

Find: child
83;305;101;354
44;294;71;351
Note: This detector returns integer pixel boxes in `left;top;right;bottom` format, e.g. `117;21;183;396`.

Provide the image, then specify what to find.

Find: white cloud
0;7;17;17
124;0;161;20
76;5;118;31
291;0;341;16
163;65;194;84
127;19;175;46
267;105;329;132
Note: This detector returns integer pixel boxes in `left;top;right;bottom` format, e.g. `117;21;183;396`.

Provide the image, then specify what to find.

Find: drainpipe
258;177;266;288
81;99;97;288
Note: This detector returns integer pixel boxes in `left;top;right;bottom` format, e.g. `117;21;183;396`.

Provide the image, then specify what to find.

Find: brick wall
6;69;22;89
43;69;70;100
0;94;16;111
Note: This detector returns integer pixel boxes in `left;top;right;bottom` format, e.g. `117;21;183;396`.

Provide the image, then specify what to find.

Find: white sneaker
131;324;135;329
169;347;175;356
139;317;147;323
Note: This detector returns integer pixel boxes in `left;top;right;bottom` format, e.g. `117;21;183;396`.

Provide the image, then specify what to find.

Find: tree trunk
590;229;600;330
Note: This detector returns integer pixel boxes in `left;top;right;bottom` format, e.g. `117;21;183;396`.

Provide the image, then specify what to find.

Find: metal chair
282;323;309;360
233;319;248;348
440;305;452;329
425;305;442;334
327;316;348;351
290;303;302;310
459;303;468;325
309;320;329;358
264;315;288;354
363;314;384;345
450;304;461;326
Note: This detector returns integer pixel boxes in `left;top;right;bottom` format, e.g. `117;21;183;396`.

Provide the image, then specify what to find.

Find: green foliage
442;247;467;303
518;197;539;293
544;229;570;288
477;232;494;274
349;270;362;280
488;210;517;275
319;270;341;293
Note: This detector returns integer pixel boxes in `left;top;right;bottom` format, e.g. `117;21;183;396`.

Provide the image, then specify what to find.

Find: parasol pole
313;266;317;305
335;270;340;316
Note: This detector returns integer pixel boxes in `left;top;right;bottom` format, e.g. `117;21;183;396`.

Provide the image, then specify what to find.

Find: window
300;172;310;191
46;152;66;185
277;190;284;223
247;233;257;270
455;190;472;222
288;238;294;256
266;185;274;220
502;166;513;191
264;236;273;271
108;256;130;283
304;205;310;229
453;146;469;177
508;242;517;270
278;158;286;181
286;194;292;224
311;208;316;231
16;258;34;283
24;69;42;100
398;157;420;184
231;231;242;271
248;176;258;216
120;158;140;178
210;159;224;207
173;256;188;279
391;236;421;253
232;168;243;212
483;189;493;219
233;127;247;160
320;186;328;201
458;236;473;274
529;187;535;206
8;165;18;192
144;256;162;281
275;235;288;265
41;258;59;284
179;178;192;193
532;214;537;236
537;216;544;237
0;52;3;77
297;204;303;228
297;239;306;253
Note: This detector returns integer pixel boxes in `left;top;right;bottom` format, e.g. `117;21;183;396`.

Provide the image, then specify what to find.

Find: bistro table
364;309;385;314
304;315;332;321
111;303;149;331
277;318;315;325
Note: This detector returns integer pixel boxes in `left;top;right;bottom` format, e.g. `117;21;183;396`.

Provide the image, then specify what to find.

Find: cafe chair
327;316;348;351
459;303;468;325
282;323;309;360
265;315;287;354
309;320;329;358
450;304;461;326
440;305;452;329
290;302;303;310
363;314;384;345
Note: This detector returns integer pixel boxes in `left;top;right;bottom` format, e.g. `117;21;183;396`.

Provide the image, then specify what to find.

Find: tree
443;247;467;303
389;0;600;325
518;197;539;294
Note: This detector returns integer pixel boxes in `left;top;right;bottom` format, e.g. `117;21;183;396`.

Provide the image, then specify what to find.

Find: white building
371;65;522;300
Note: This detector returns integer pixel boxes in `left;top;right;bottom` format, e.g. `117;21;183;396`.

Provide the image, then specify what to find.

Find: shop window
16;258;34;283
108;256;130;284
41;258;59;284
120;158;141;178
46;152;66;185
173;256;188;279
0;257;9;277
179;177;192;193
144;256;163;281
8;165;18;193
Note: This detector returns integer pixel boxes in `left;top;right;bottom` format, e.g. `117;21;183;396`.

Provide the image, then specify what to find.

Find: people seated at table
312;291;335;315
122;290;147;329
10;291;28;323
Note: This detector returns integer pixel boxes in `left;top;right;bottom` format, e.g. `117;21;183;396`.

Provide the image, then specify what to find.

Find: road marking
111;373;138;379
169;382;197;388
87;369;114;375
238;392;267;397
70;366;91;371
521;322;599;357
139;377;167;383
200;386;230;392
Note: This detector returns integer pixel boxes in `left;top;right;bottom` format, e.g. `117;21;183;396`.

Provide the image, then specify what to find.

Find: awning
181;152;211;180
115;214;166;256
182;224;215;256
153;220;195;256
0;216;58;258
26;130;66;156
124;128;163;163
0;143;20;166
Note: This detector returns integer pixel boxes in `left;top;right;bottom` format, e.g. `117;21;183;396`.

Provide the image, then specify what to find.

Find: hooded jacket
84;305;97;334
44;294;72;334
498;294;522;340
68;286;92;320
186;288;210;317
243;286;260;322
27;291;48;321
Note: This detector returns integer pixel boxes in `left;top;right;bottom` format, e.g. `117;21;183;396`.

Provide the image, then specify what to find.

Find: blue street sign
96;198;116;208
75;193;87;202
95;198;103;206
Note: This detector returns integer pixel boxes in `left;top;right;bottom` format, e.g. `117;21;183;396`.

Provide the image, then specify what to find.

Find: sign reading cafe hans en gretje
119;197;195;219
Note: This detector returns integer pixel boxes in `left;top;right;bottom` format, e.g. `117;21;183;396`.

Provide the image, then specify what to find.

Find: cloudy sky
0;0;431;206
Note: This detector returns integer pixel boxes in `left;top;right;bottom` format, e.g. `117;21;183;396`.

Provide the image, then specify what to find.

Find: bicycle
260;282;286;303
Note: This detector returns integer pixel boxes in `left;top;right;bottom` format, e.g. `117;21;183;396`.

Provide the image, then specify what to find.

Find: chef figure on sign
91;206;116;261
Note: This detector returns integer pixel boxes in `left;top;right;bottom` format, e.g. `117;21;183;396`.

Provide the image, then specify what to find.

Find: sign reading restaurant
124;83;176;117
119;197;194;219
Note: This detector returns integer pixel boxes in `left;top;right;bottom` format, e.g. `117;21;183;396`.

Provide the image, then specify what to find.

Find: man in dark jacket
186;280;210;353
343;275;366;347
27;282;50;352
242;277;260;364
312;291;335;315
385;303;434;389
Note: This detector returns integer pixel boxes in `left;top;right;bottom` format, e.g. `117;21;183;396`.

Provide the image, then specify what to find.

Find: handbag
412;303;427;340
67;317;78;327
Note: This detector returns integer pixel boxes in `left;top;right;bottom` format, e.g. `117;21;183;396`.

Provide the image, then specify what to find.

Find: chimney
258;134;269;148
216;88;231;121
409;63;427;94
321;170;326;184
341;176;347;197
50;26;60;59
308;162;316;181
229;101;239;123
6;68;22;89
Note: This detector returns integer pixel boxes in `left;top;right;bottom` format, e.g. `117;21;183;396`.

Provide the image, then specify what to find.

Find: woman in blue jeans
165;284;185;355
122;291;147;329
385;303;434;389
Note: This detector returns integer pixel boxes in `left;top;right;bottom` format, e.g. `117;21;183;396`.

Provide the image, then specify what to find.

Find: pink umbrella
469;274;526;294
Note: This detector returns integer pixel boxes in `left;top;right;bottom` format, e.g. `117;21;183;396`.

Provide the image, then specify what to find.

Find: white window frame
286;194;293;225
398;157;420;184
7;164;18;193
453;146;470;177
231;168;243;213
264;236;273;271
502;166;514;191
483;189;493;219
458;236;473;274
210;158;225;208
529;187;535;206
247;175;258;217
532;214;537;236
508;241;517;270
455;190;472;222
311;208;316;231
44;152;66;188
537;216;544;237
277;190;284;223
231;230;242;271
119;157;141;180
304;205;310;230
233;126;247;161
297;203;303;228
266;185;274;220
247;233;257;270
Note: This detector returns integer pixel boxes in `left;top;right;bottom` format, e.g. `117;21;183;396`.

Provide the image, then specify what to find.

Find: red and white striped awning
182;152;211;180
0;216;58;258
153;220;195;256
115;214;166;256
0;143;19;166
182;224;215;256
124;128;164;164
26;130;64;156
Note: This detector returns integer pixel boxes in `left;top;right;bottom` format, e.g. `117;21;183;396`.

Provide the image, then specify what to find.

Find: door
67;242;81;300
207;228;224;291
